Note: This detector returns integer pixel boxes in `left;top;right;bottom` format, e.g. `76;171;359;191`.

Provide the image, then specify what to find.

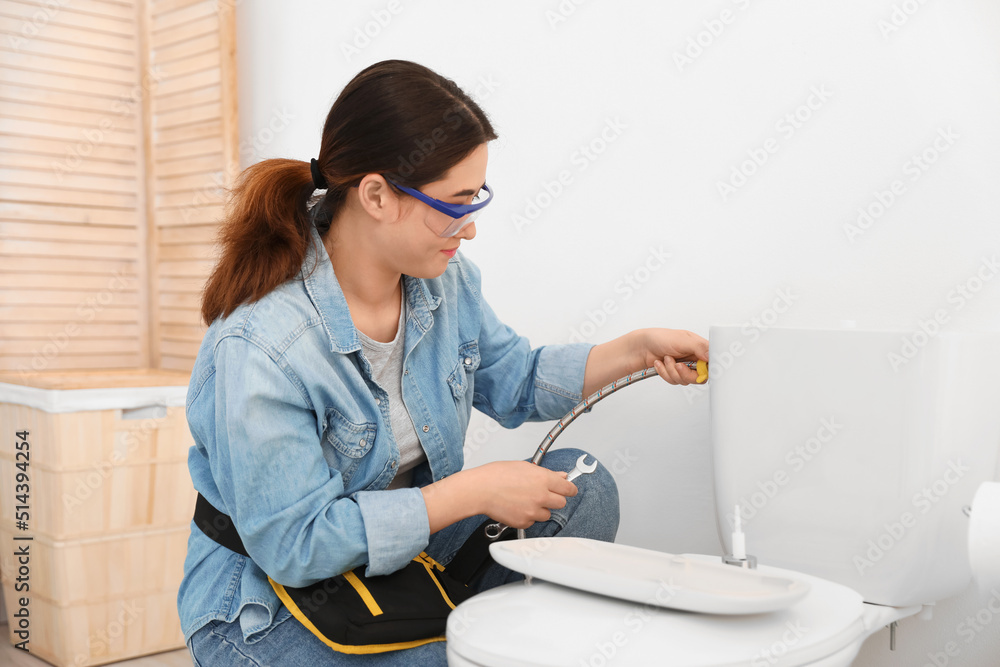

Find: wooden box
0;370;196;540
0;370;195;665
0;585;186;667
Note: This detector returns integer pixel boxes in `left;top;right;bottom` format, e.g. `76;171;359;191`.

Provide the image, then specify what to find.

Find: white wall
236;2;1000;664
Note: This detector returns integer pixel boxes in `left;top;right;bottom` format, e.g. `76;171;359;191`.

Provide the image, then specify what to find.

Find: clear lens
438;214;472;238
418;185;490;237
437;189;487;236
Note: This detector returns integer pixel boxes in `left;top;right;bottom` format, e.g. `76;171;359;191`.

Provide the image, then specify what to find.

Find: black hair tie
310;158;328;190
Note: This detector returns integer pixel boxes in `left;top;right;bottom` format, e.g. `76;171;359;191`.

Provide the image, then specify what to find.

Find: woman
179;59;708;666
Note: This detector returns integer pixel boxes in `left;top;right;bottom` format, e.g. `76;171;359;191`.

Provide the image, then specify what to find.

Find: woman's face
381;143;489;279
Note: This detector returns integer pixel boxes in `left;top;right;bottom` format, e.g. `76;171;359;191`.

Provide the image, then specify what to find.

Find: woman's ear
356;174;401;222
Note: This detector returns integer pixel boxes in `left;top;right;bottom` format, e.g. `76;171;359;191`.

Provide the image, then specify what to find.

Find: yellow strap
268;576;445;654
415;554;457;610
417;551;446;571
342;569;383;616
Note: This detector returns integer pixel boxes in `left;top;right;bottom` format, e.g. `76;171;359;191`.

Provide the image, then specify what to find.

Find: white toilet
446;326;1000;666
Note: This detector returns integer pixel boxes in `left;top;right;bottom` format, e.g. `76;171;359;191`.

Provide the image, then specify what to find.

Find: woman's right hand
472;460;578;528
420;460;577;534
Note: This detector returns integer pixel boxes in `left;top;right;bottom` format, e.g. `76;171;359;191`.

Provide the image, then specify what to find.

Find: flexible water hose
512;361;702;539
530;366;663;465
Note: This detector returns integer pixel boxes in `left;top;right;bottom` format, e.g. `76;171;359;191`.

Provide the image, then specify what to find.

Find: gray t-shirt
356;294;426;489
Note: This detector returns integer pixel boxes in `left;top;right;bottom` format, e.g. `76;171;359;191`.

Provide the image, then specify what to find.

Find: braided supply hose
509;360;706;539
530;366;661;465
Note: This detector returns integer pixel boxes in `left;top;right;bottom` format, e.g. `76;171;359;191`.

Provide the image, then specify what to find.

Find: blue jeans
186;448;619;666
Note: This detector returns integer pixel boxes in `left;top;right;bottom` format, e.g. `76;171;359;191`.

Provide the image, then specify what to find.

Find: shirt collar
301;225;441;354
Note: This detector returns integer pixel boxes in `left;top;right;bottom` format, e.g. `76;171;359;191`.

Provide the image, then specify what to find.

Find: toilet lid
489;537;810;614
447;555;866;667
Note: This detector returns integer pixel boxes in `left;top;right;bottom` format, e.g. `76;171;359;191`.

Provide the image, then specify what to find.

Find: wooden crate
0;524;189;606
0;370;196;540
0;457;195;541
0;388;195;470
0;581;185;667
0;370;194;664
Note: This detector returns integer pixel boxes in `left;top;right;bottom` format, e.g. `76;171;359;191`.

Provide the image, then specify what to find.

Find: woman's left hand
634;328;709;385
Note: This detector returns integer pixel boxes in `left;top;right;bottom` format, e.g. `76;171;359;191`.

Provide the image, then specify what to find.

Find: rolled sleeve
532;342;594;419
353;487;430;576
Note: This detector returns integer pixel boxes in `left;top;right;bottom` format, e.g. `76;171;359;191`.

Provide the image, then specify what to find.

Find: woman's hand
633;328;710;385
583;327;710;395
420;461;577;534
473;461;578;528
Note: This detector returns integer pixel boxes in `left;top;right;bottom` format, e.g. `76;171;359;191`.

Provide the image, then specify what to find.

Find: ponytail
200;159;317;325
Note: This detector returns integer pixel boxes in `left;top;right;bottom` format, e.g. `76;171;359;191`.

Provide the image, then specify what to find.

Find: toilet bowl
446;327;1000;666
446;557;920;666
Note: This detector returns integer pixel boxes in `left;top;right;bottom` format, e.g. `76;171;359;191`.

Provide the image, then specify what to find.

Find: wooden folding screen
147;0;238;371
0;0;238;375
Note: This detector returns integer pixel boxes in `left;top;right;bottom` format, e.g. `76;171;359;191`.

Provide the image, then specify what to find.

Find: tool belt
193;493;511;654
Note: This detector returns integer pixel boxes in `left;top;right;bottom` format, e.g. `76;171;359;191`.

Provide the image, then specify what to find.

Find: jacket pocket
322;408;377;487
447;340;481;400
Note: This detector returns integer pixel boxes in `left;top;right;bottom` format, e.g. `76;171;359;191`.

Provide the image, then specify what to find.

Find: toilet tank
710;326;1000;607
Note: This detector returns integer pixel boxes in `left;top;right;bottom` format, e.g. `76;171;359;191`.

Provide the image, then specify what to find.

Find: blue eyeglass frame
384;177;493;219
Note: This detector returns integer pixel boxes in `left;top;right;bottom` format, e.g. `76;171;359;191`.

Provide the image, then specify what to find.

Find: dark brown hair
200;59;498;325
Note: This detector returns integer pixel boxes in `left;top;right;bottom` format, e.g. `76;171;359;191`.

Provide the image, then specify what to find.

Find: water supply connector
723;505;757;569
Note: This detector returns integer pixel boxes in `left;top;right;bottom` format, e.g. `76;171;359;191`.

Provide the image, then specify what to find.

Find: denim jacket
177;223;594;644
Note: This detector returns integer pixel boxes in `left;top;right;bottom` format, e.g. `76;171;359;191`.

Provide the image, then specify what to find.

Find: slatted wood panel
0;0;145;373
148;0;237;372
0;0;237;374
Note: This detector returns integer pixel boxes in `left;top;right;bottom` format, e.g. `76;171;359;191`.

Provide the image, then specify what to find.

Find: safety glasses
385;177;493;238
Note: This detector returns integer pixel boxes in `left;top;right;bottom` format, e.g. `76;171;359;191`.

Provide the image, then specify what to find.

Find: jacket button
464;357;472;365
390;461;396;468
359;439;366;447
375;397;381;405
422;425;429;433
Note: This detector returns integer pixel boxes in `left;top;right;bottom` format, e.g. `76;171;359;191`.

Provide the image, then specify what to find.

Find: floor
0;623;193;667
